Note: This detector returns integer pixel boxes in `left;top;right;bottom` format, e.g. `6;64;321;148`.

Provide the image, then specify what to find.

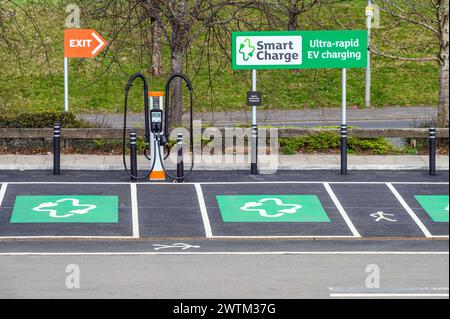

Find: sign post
232;30;367;175
251;69;258;175
366;0;373;108
63;29;107;112
341;68;348;175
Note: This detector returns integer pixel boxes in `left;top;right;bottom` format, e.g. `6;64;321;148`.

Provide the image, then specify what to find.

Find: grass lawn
0;0;439;115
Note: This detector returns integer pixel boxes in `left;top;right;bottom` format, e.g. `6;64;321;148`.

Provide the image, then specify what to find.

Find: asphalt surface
0;254;447;299
0;169;448;298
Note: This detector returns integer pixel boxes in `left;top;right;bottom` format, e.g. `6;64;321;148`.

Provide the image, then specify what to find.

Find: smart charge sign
232;30;367;70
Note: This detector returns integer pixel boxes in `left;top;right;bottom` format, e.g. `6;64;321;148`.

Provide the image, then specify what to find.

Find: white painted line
195;183;213;238
0;183;7;208
0;236;134;240
330;293;449;298
210;235;356;239
386;183;433;238
130;183;140;238
4;181;449;186
0;251;447;256
323;183;361;238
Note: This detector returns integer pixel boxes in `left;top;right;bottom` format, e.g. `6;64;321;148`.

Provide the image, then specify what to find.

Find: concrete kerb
0;154;448;171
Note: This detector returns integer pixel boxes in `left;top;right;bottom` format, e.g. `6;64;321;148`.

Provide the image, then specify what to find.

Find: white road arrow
152;243;201;251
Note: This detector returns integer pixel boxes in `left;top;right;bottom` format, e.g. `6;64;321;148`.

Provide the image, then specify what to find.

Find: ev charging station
122;72;195;183
149;91;165;181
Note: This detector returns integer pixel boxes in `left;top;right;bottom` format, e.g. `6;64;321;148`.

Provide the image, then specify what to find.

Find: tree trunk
437;0;449;127
170;49;184;126
150;18;163;77
287;11;298;31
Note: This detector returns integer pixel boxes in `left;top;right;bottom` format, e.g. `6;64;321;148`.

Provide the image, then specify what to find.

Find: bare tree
263;0;322;30
373;0;449;127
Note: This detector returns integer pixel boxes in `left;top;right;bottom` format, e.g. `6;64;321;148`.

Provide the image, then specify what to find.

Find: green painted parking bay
11;195;118;223
0;184;132;237
393;184;449;237
415;195;449;223
217;195;330;222
202;183;354;237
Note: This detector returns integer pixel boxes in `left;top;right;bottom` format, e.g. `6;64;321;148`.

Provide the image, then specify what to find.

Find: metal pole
130;130;138;182
251;69;258;175
53;124;61;175
429;127;436;176
341;68;348;175
365;0;372;108
177;133;184;183
64;57;69;112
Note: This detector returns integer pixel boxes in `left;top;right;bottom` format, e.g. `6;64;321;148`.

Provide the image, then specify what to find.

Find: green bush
280;133;393;155
0;110;88;128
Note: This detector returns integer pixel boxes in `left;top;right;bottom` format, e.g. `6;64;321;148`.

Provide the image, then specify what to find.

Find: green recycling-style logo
239;38;255;61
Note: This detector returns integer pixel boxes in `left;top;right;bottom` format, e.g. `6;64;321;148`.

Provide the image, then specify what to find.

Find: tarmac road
0;253;448;299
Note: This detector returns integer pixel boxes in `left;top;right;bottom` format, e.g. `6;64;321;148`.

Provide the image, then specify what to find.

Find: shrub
0;110;89;128
280;133;393;155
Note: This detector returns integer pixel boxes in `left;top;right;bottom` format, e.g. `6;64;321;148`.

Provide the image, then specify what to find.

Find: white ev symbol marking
32;198;97;218
240;198;302;218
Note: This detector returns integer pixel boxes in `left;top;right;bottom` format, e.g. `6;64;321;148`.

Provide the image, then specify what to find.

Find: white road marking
3;181;449;185
0;251;447;256
210;235;355;239
323;183;361;238
0;183;7;208
386;183;433;238
0;236;134;240
130;183;140;238
195;183;213;238
330;293;449;298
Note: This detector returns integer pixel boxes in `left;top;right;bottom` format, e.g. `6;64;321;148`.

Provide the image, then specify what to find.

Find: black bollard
130;130;138;182
341;124;348;175
177;133;184;183
251;125;258;175
53;124;61;175
429;127;436;176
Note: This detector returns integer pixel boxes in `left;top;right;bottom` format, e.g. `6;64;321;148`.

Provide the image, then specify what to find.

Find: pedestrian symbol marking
216;195;330;222
11;195;118;223
370;211;397;222
415;195;449;222
240;198;302;218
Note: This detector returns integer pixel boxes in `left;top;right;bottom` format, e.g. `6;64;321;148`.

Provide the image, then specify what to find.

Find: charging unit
123;72;195;183
149;92;165;181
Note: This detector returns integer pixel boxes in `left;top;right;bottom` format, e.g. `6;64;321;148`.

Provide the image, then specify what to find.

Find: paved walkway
79;106;437;127
0;154;447;171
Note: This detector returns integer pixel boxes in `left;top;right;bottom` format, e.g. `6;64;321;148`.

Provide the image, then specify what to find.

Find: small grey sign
247;91;262;106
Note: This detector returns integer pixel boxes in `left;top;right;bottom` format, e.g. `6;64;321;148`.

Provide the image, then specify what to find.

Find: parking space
0;183;132;237
0;179;448;240
200;183;354;237
392;183;449;237
137;184;206;238
329;183;427;237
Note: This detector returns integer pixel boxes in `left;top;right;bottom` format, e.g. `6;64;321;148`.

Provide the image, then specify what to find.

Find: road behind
0;253;447;298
